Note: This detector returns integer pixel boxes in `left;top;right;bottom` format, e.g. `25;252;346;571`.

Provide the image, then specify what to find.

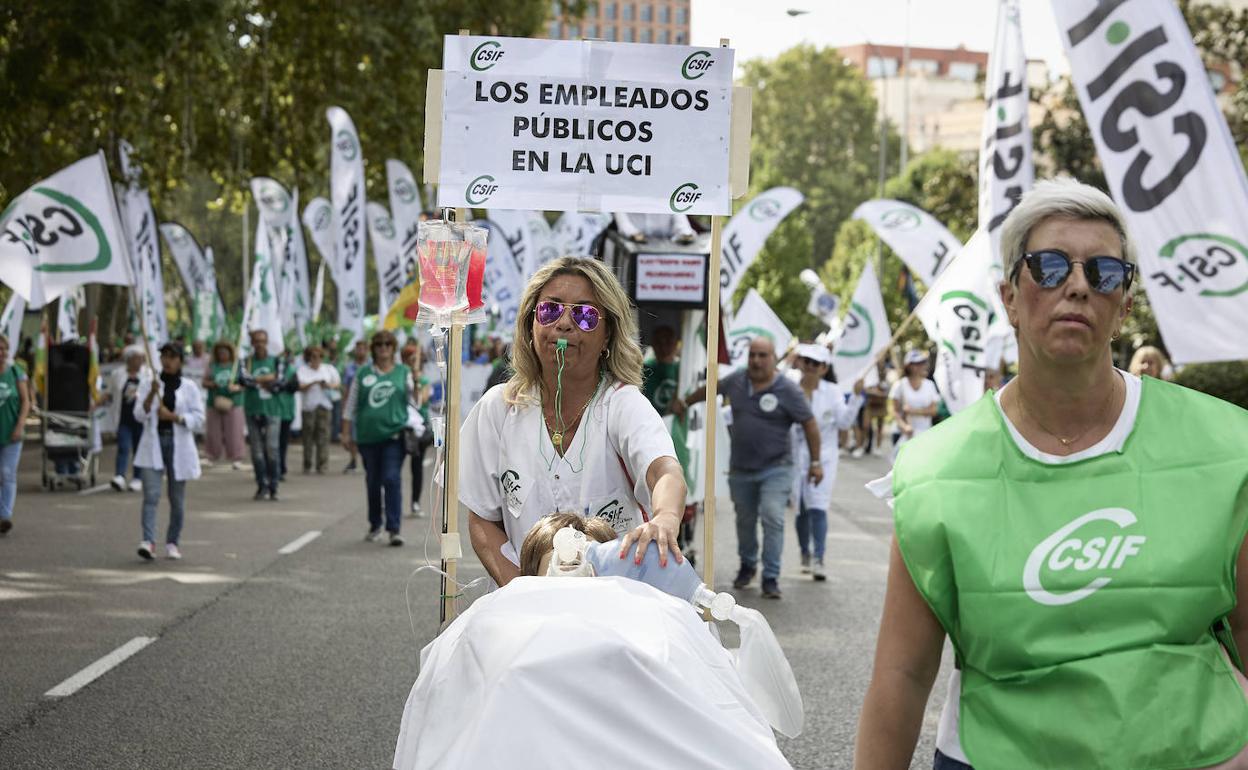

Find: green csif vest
353;363;409;445
894;377;1248;770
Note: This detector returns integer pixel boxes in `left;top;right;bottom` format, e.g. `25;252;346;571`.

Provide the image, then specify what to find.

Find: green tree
734;44;902;336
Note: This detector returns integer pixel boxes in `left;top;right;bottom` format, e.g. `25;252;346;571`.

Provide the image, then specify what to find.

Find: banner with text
367;202;404;318
1054;0;1248;364
831;262;890;386
159;221;226;334
438;35;733;214
720;187;804;309
328;106;367;345
477;219;525;335
726;289;792;369
635;253;707;304
119;140;169;345
853;199;961;289
386;159;424;285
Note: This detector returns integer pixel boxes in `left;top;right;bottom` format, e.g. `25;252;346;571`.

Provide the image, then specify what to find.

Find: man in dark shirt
673;336;820;599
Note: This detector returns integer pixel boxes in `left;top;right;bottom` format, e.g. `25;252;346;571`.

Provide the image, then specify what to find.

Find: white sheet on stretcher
393;576;793;770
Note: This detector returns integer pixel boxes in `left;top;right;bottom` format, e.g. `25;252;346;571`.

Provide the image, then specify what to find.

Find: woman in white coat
788;344;864;580
134;343;205;561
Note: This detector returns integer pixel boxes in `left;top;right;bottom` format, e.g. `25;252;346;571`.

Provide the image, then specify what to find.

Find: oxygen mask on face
546;526;596;577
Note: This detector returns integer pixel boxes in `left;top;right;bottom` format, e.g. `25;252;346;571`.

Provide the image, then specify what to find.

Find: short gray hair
1000;177;1137;281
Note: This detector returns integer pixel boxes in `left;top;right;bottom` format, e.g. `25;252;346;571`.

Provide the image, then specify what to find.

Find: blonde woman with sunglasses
459;257;687;588
856;178;1248;769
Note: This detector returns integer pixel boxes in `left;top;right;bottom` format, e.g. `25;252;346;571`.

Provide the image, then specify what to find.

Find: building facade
541;1;691;44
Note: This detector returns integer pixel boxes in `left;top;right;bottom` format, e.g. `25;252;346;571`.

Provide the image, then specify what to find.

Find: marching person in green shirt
342;330;411;546
0;335;30;535
238;330;286;501
202;340;247;470
856;179;1248;769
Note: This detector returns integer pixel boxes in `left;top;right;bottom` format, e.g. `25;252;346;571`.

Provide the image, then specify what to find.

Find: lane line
44;636;157;698
278;530;322;555
78;484;114;496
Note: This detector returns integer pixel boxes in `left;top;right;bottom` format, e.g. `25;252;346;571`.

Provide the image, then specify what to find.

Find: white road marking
44;636;157;698
78;484;114;496
278;530;322;555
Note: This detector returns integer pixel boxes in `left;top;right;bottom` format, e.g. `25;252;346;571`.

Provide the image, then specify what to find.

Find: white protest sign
726;289;791;369
853;199;961;288
635;253;706;304
438;36;733;214
1054;0;1248;364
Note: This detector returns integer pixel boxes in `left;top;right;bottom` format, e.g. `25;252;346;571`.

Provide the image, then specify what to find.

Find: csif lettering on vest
1023;508;1146;606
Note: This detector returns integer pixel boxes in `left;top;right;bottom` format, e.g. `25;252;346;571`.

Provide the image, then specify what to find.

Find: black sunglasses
1012;249;1135;294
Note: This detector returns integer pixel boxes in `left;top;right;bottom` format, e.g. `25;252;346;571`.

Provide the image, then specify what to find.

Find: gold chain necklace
543;390;594;451
1015;377;1117;449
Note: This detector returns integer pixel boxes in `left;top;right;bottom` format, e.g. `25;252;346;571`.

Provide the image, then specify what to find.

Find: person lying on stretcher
392;513;803;770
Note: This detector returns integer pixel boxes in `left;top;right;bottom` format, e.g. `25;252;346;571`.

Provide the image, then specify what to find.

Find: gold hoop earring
1111;330;1121;341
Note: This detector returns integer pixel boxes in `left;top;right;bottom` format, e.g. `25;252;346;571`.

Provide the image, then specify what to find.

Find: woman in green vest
342;330;411;546
0;335;30;535
856;178;1248;769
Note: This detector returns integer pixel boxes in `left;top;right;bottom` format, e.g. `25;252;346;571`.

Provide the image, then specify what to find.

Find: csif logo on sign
393;178;418;204
748;198;782;221
376;215;396;240
669;182;702;213
470;40;505;71
1023;508;1146;606
681;50;714;80
1064;2;1207;213
259;182;290;214
1149;232;1248;298
880;209;921;231
835;303;875;358
335;129;359;161
465;174;498;205
1;188;112;271
937;290;991;376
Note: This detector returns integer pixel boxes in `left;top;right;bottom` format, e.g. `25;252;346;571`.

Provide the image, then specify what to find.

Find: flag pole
701;213;723;590
98;150;158;376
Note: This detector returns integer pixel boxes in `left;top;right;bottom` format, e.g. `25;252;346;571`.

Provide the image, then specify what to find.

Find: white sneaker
799;553;811;574
165;543;182;560
128;478;143;492
812;558;827;581
851;447;865;459
232;461;248;471
111;475;126;491
137;541;155;561
200;458;214;468
409;502;425;519
365;528;383;542
838;446;847;457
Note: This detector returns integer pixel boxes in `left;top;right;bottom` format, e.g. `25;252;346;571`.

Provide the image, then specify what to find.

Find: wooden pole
701;213;724;589
439;201;468;622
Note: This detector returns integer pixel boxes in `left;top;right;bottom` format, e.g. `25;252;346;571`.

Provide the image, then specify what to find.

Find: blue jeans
358;437;405;534
115;420;142;478
140;432;186;545
0;441;22;521
728;464;795;580
247;413;281;492
795;500;828;560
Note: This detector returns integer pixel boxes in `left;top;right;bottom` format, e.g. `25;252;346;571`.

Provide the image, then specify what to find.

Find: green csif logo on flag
1;188;111;273
1152;232;1248;298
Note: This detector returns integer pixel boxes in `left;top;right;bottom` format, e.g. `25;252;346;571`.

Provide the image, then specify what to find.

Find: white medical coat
132;374;205;482
459;380;675;566
786;372;863;511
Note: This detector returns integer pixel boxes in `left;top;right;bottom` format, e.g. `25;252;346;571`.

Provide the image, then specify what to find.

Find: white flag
478;220;526;334
0;293;23;365
487;210;539;278
801;269;841;331
302;197;337;280
980;0;1034;269
242;218;285;356
311;260;326;321
726;289;792;369
367;202;404;318
159;221;226;329
57;286;83;342
915;230;997;413
328;106;367;344
1054;0;1248;364
251;178;312;340
525;212;560;274
553;212;612;256
720;187;804;307
386;159;423;284
0;153;132;305
853;199;961;288
118;141;169;346
832;262;891;386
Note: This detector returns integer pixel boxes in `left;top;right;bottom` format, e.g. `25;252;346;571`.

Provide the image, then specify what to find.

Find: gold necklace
543;390;594;451
1015;377;1117;449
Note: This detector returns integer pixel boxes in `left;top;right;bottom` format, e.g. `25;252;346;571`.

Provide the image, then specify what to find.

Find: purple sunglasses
534;300;601;332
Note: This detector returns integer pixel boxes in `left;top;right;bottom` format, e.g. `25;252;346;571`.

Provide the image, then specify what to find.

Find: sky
690;0;1071;79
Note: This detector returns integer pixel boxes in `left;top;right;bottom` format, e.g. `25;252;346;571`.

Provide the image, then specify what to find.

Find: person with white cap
787;343;864;580
888;349;940;460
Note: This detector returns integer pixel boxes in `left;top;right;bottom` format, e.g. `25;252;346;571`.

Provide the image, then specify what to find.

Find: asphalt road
0;439;950;769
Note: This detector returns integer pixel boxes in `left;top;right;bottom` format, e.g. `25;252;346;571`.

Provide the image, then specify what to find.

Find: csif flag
251;178;312;340
367;202;404;318
1053;0;1248;364
831;262;891;386
327;107;367;346
719;187;804;310
118;140;169;346
0;152;132;305
57;286;83;342
1;293;24;366
853;199;961;288
553;212;613;257
386;159;423;285
726;289;792;369
159;222;226;336
477;219;526;334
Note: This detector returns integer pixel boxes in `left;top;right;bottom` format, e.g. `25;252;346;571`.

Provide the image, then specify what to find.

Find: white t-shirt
888;377;941;434
296;363;341;411
868;371;1142;764
459;379;677;566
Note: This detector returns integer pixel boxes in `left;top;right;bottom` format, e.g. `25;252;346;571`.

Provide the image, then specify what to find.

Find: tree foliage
734;44;902;336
